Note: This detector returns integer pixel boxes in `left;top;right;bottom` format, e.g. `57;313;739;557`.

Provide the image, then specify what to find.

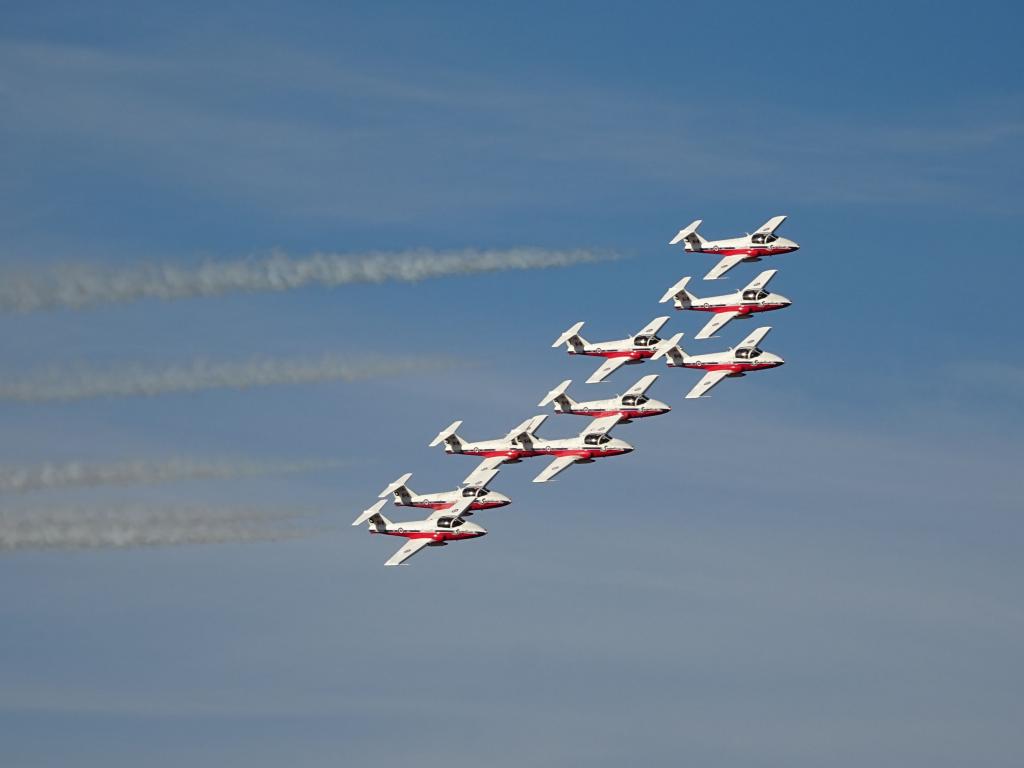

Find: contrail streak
0;505;310;552
0;457;346;494
0;355;453;402
0;248;616;312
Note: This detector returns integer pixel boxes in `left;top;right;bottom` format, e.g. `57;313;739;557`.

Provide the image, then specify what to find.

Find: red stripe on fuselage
687;303;789;314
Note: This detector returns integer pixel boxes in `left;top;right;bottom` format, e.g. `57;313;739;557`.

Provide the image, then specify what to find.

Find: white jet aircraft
659;270;792;339
538;374;671;423
353;496;485;567
551;316;674;383
651;326;784;399
669;216;799;280
376;461;509;514
429;415;633;483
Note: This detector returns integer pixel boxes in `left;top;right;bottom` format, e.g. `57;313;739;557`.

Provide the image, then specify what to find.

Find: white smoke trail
0;355;453;402
0;457;346;494
0;248;616;312
0;505;311;552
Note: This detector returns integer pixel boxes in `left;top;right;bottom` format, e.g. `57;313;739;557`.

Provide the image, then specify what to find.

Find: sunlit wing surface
704;254;746;280
637;316;670;337
532;455;579;483
623;374;658;397
385;538;431;566
426;496;474;523
736;326;772;350
742;269;777;292
462;458;503;487
586;356;629;384
694;311;739;340
583;414;623;437
754;215;786;235
685;370;730;399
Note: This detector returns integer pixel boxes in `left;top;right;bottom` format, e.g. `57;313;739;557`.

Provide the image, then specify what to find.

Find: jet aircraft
376;461;509;514
551;316;673;383
538;374;670;422
669;216;799;280
429;414;633;483
660;270;791;339
353;496;484;566
651;326;784;399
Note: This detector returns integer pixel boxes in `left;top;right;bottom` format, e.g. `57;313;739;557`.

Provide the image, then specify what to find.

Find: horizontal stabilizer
651;332;684;361
539;379;572;407
552;321;585;348
506;414;547;441
659;276;693;304
669;219;703;245
378;472;413;499
429;420;463;447
353;499;388;527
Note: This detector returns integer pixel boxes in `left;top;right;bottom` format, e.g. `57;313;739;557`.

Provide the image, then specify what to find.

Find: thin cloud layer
0;248;615;313
0;457;346;494
0;355;454;403
0;504;309;552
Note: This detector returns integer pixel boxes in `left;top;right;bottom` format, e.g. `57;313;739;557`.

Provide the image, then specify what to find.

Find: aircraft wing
742;269;777;293
704;254;746;280
685;370;730;399
586;356;629;384
694;311;739;340
532;455;579;483
462;457;503;488
505;414;547;442
636;316;670;337
754;215;787;235
623;374;658;397
736;326;772;351
427;496;474;524
582;414;622;438
384;538;432;567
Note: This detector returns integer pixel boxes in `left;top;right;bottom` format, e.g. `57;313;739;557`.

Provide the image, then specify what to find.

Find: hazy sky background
1;2;1022;766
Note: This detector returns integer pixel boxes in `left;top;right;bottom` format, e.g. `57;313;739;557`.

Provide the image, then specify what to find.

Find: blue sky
1;2;1022;766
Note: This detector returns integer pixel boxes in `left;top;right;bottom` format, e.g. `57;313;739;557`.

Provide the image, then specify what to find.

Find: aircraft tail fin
353;499;391;528
552;321;588;352
538;379;577;412
651;332;688;366
659;276;698;308
429;421;464;452
669;219;707;250
378;472;414;502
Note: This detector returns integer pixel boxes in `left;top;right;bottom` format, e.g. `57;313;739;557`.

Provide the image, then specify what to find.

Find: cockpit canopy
742;289;769;301
735;347;763;360
621;394;649;406
584;434;612;446
461;486;488;497
632;335;661;347
751;233;779;245
437;516;465;529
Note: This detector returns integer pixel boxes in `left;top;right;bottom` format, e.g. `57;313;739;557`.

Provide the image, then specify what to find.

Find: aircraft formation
354;215;800;565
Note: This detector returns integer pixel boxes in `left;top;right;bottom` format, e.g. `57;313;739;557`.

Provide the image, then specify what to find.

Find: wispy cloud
0;457;345;494
0;355;454;402
0;504;310;552
0;248;614;313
